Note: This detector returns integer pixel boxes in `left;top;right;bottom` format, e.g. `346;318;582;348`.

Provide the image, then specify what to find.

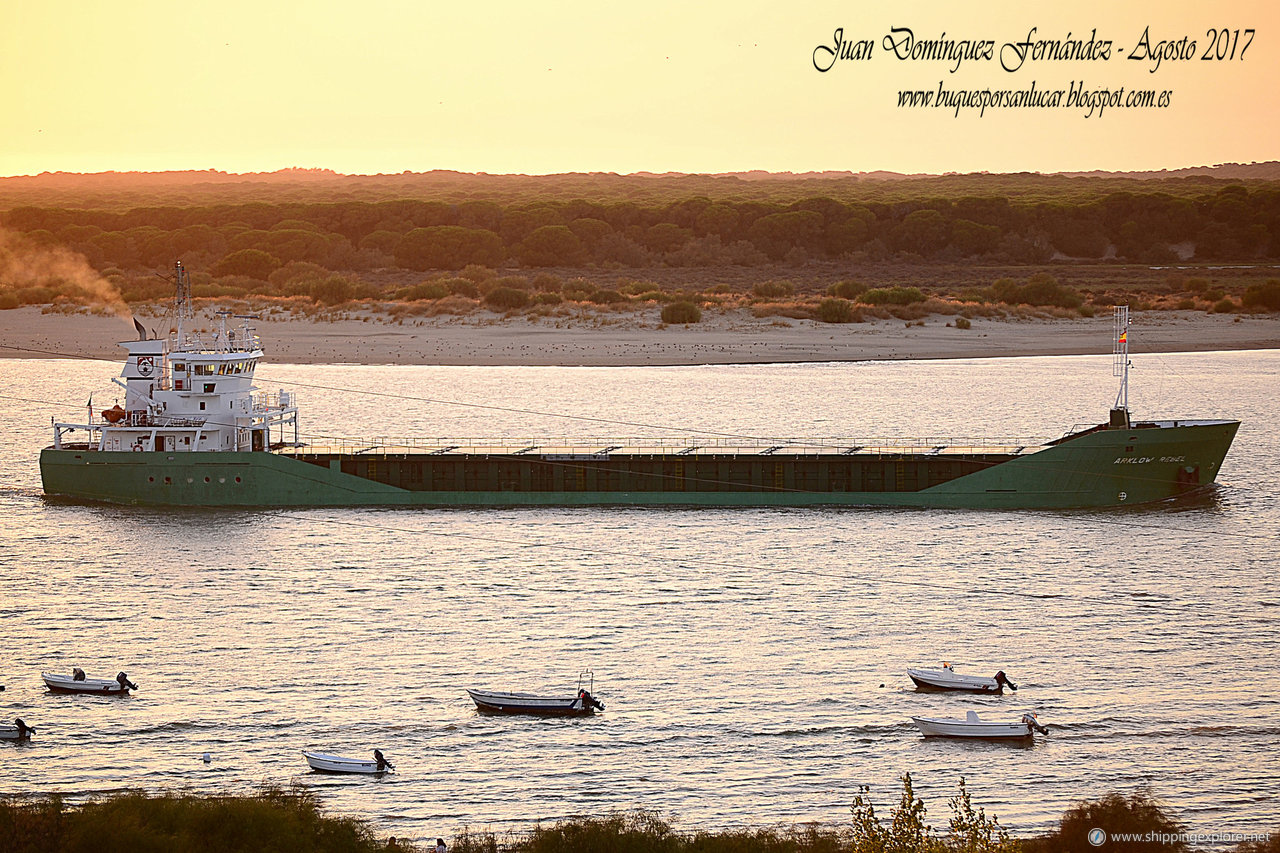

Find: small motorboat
912;710;1048;740
907;664;1016;693
302;749;394;774
467;688;604;716
1;718;35;740
468;670;604;716
42;669;138;695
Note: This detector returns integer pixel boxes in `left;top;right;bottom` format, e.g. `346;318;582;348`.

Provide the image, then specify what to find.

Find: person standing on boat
73;667;85;681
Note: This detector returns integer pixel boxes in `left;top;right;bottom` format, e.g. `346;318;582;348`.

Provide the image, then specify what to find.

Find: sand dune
2;307;1278;366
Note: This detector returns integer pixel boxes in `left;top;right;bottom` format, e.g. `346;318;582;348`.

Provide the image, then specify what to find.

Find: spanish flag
1119;331;1127;344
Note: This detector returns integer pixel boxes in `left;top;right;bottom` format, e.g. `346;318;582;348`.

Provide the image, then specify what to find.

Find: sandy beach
2;306;1278;366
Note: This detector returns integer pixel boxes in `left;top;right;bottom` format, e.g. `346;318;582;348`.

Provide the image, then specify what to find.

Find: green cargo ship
39;269;1238;510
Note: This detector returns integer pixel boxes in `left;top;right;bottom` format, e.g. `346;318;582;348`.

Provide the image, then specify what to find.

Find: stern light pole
1110;305;1130;428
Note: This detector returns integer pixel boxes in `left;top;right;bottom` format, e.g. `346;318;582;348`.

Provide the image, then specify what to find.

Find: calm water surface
1;351;1278;846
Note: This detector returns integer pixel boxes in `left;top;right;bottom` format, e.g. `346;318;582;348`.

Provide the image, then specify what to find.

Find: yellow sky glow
1;0;1277;176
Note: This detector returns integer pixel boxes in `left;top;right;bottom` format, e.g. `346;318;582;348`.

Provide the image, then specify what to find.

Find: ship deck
279;434;1058;459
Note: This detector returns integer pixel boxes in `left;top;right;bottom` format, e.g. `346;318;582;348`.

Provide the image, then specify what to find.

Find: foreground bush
0;785;395;853
452;810;847;853
5;780;1273;853
1021;790;1186;853
849;774;1015;853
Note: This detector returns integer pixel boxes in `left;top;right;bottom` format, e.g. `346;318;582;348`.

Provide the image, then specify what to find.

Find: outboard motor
579;690;604;711
15;717;34;738
1022;713;1048;735
994;671;1017;692
373;749;394;771
117;672;138;691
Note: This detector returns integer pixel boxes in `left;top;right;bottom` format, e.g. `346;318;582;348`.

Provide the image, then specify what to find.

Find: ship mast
1111;304;1130;427
174;260;192;345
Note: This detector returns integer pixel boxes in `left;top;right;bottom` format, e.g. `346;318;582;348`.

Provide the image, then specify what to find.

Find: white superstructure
51;261;298;454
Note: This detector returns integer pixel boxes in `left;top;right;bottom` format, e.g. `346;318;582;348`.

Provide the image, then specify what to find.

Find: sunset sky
2;0;1276;176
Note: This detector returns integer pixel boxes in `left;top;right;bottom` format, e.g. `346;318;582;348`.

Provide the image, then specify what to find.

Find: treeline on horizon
5;180;1280;271
3;169;1280;319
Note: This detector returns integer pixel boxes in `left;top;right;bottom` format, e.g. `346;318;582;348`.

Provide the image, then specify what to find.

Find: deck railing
283;434;1055;457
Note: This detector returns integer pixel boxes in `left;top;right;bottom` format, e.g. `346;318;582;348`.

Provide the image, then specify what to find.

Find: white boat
302;749;394;774
467;688;604;716
911;710;1048;739
469;669;604;716
42;669;137;694
1;718;35;740
907;664;1016;693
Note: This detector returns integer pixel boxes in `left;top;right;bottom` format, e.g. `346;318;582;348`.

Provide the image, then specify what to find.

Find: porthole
218;477;226;484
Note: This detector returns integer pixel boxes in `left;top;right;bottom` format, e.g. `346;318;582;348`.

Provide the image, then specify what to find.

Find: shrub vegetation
990;273;1083;309
828;280;867;299
816;297;857;323
1021;790;1188;853
483;286;530;310
398;281;450;301
0;786;392;853
753;280;795;299
1242;279;1280;311
661;301;702;324
4;778;1272;853
862;286;926;306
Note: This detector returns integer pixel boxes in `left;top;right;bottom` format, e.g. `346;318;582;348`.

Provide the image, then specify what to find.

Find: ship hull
40;420;1238;510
